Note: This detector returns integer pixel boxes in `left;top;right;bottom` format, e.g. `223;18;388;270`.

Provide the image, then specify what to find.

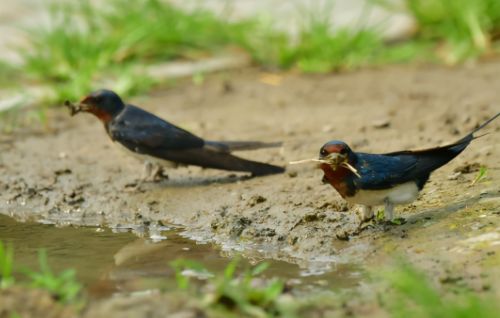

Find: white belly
345;182;419;206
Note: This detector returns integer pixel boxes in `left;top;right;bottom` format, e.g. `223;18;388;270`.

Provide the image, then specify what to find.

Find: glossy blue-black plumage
323;112;499;194
108;105;205;151
84;89;125;116
81;90;284;176
351;152;425;190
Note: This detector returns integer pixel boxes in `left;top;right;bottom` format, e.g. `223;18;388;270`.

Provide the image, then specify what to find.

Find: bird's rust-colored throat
320;163;353;198
86;107;113;123
64;100;113;123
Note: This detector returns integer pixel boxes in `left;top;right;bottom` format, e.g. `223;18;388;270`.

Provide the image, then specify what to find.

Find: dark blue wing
351;112;499;190
352;153;419;190
107;105;204;154
106;105;283;175
353;141;468;190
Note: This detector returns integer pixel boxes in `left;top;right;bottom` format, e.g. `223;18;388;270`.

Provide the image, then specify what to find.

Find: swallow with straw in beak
65;89;284;180
292;112;499;222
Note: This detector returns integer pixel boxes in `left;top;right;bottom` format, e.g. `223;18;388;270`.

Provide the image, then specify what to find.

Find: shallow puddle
0;214;362;298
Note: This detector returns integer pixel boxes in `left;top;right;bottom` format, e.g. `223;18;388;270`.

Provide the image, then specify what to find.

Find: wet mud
1;63;500;315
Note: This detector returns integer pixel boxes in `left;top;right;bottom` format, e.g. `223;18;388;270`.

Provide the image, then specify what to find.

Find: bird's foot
357;206;374;222
357;214;375;230
357;219;376;232
143;164;169;183
148;166;169;182
356;206;375;231
386;217;406;226
123;181;145;193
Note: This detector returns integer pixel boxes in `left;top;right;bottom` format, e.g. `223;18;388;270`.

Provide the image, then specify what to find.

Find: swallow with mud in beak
293;112;499;222
65;89;284;180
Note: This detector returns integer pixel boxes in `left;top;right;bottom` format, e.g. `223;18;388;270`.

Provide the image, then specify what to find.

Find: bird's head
70;89;125;122
319;140;353;167
318;140;361;178
288;140;360;178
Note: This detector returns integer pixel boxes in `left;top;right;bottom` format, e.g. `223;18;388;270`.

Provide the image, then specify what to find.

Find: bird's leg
124;162;153;192
384;199;394;221
142;161;154;182
142;161;168;182
358;205;373;222
151;165;168;181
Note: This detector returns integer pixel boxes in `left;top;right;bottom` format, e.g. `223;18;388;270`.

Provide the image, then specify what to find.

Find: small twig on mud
289;158;361;178
289;158;324;165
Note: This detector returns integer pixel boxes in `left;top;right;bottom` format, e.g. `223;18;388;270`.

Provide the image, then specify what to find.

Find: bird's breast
346;182;420;206
320;163;355;198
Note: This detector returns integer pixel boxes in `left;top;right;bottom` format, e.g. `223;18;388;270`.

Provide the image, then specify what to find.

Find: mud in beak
289;154;342;166
64;99;91;116
290;153;361;178
320;153;343;166
322;153;361;177
289;153;361;178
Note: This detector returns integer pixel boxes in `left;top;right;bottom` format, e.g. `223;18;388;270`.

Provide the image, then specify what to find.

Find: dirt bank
1;64;499;287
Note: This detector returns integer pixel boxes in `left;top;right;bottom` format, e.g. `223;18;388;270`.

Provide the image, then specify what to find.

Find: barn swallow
65;89;284;179
316;113;499;222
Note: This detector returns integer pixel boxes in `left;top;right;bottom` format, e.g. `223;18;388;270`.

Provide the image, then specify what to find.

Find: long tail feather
205;140;282;153
386;112;499;156
156;148;285;176
452;112;500;147
470;112;500;135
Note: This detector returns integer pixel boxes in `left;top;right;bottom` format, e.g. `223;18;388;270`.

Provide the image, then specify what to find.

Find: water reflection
0;214;362;298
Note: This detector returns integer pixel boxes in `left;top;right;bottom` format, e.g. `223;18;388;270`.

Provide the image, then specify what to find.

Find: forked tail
450;112;499;149
205;140;282;153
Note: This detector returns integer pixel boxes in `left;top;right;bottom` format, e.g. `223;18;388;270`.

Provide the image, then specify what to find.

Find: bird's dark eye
340;148;348;155
320;148;328;156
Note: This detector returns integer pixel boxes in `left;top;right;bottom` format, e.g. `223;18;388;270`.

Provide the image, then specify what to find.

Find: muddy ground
1;62;500;315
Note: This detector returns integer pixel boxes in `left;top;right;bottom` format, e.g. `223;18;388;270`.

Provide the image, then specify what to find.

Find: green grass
3;0;500;111
0;61;20;88
471;166;488;185
171;257;289;318
20;0;252;104
14;0;401;106
0;240;82;304
0;241;15;289
23;250;82;304
3;241;499;317
380;261;498;318
233;2;387;73
171;256;500;318
377;0;500;64
407;0;500;63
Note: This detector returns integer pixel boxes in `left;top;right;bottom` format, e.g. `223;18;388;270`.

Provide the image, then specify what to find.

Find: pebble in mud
247;195;266;207
371;118;391;129
228;217;252;238
63;192;85;206
254;227;276;237
453;162;481;174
